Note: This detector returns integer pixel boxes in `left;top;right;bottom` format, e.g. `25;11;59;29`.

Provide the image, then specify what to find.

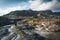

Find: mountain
1;10;60;27
3;10;38;19
3;10;54;19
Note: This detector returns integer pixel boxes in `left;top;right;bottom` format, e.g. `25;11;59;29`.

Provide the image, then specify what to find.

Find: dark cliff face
0;17;11;27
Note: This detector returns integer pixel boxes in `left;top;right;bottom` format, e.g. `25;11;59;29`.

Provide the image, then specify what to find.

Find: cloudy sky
0;0;60;16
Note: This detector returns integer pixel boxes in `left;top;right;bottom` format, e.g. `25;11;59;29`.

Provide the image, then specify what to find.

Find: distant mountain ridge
3;10;60;19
